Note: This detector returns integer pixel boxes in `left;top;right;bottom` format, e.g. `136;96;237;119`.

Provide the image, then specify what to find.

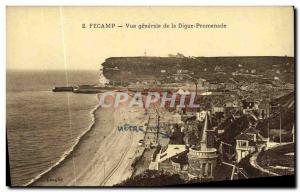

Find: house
258;100;270;119
168;52;185;58
242;101;256;109
196;110;207;122
151;144;189;174
176;89;190;96
214;65;222;72
212;105;225;115
235;132;256;162
225;101;238;108
235;127;268;162
242;100;259;114
197;78;207;87
177;69;189;74
225;83;237;90
172;92;200;115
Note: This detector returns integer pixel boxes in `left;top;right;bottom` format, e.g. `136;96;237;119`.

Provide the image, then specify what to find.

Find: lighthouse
187;111;218;179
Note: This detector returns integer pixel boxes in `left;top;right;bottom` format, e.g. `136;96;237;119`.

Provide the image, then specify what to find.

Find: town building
196;110;207;122
242;100;259;114
235;127;268;162
187;112;218;179
258;100;271;119
149;144;189;175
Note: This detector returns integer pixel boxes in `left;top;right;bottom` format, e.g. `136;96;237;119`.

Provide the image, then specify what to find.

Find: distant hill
101;56;294;84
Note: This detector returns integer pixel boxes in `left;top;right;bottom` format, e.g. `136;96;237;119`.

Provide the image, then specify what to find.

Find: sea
6;70;100;186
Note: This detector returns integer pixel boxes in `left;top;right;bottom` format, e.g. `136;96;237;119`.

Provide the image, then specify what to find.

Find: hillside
101;56;294;84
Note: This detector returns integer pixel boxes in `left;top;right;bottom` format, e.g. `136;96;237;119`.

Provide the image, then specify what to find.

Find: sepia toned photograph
6;6;295;187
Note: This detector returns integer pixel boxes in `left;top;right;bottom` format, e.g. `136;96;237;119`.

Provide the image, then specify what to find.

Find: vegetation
237;155;269;178
114;170;185;187
257;143;294;175
103;56;294;84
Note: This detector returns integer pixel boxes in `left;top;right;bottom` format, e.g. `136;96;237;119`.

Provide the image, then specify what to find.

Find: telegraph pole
268;118;270;140
156;111;160;145
279;113;282;144
292;124;295;143
195;81;198;96
268;94;270;140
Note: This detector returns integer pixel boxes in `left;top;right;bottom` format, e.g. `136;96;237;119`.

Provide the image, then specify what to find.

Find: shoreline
31;93;147;186
25;93;101;186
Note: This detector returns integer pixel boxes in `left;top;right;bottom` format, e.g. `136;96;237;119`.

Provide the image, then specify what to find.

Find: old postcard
6;6;295;187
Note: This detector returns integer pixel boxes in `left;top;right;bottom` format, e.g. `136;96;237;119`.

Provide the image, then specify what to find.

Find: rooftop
158;144;187;163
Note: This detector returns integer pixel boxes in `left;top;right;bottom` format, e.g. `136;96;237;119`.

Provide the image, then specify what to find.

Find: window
202;163;206;176
238;140;248;147
247;133;256;142
207;162;212;176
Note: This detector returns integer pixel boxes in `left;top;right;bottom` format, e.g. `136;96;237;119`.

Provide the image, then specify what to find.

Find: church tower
188;112;218;179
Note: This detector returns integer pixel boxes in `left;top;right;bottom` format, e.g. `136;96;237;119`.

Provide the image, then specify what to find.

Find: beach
6;70;103;186
31;94;148;186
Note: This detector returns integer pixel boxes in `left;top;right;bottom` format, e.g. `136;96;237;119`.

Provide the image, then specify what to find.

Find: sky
6;6;294;70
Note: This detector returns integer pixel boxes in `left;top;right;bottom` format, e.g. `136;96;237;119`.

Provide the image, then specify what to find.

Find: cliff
101;56;294;84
